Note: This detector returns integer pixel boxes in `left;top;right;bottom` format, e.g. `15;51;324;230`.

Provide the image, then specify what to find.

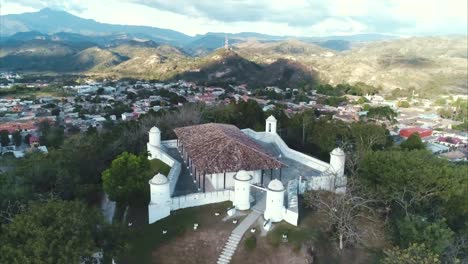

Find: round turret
329;148;345;177
149;126;161;147
267;179;284;192
233;170;252;210
149;173;170;204
264;179;285;222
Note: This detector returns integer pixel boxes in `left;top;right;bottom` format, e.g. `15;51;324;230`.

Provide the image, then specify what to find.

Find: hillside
105;42;193;80
316;37;468;94
1;8;192;45
234;37;467;94
71;47;126;71
0;34;466;94
0;40;80;71
0;40;125;72
235;40;334;63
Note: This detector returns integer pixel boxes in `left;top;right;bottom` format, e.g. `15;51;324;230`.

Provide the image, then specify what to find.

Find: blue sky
1;0;467;37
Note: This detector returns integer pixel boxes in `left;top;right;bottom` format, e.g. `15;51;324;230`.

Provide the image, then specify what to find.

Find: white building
146;115;347;227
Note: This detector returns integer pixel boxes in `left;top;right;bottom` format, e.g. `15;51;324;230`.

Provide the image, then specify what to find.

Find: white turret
147;126;162;160
148;173;171;224
264;179;285;222
149;173;170;204
329;148;345;177
233;170;252;210
149;126;161;147
266;115;277;134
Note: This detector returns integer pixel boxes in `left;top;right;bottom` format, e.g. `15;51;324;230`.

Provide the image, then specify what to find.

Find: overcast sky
1;0;467;37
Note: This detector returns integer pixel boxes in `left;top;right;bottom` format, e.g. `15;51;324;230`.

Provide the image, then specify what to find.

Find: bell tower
266;115;277;134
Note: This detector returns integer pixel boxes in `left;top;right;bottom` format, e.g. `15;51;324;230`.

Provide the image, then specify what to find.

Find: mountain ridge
0;9;466;95
1;8;403;52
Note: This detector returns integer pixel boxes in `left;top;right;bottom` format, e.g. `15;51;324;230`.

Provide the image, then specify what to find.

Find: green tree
0;130;9;146
12;131;22;146
400;133;426;150
38;122;64;148
102;152;151;205
395;215;454;254
434;98;447;106
367;106;397;122
359;150;465;216
382;243;440;264
350;122;389;155
51;108;60;116
0;200;101;264
398;101;410;108
357;96;369;104
324;96;348;107
23;134;31;145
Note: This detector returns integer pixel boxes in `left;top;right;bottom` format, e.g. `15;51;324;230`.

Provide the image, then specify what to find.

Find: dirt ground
150;210;246;264
151;223;231;264
128;200;386;264
233;238;311;264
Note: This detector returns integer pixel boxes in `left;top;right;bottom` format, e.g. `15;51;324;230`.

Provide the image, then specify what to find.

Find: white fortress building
146;115;346;226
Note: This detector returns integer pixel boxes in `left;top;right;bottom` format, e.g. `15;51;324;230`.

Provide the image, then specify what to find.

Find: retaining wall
308;175;347;193
148;142;180;195
171;190;234;211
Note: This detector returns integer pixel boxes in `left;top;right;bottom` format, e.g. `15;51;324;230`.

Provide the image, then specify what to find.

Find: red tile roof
174;123;286;174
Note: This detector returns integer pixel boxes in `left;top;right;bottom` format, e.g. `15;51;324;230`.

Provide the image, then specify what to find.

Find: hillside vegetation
236;37;467;94
0;36;466;94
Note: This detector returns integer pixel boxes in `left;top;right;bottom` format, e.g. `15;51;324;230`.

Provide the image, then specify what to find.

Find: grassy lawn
147;158;171;177
119;202;233;264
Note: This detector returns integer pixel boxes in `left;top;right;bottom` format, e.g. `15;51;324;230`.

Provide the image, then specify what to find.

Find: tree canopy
0;200;101;264
359;150;465;216
382;243;441;264
102;152;153;205
400;133;426;150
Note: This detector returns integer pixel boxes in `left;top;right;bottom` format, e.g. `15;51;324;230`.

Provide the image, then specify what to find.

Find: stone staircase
217;195;266;264
217;233;242;264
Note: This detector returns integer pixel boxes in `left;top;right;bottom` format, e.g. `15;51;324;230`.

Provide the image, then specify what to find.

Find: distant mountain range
0;8;466;94
1;8;399;53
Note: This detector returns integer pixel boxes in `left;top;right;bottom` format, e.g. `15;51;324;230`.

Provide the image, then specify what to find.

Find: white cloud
1;0;467;36
2;0;87;13
0;1;36;14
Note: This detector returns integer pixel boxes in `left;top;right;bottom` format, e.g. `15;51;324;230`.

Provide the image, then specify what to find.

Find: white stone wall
242;129;346;193
207;170;261;190
307;175;347;193
242;129;331;172
171;190;234;211
283;208;299;226
283;180;299;226
148;142;181;196
148;203;171;224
